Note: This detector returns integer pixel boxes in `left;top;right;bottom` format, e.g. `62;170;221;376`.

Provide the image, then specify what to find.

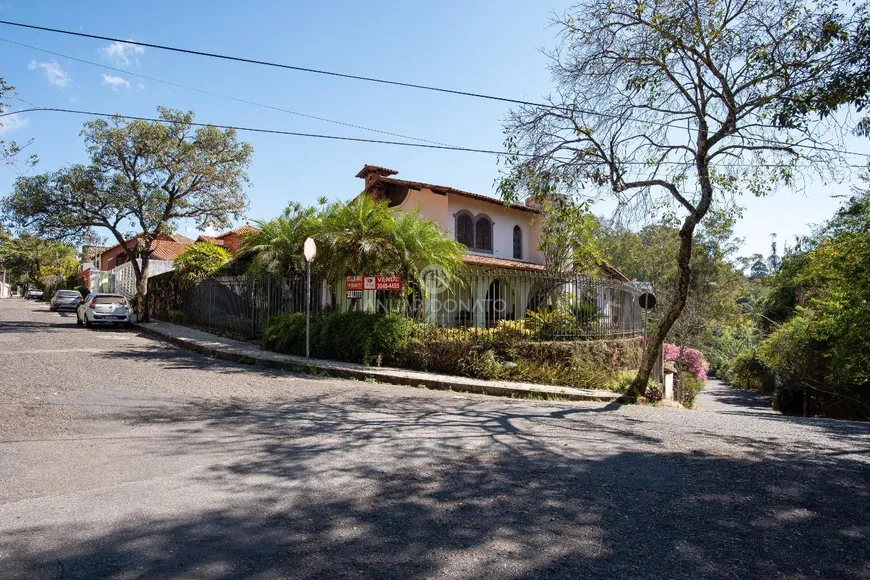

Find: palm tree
392;208;464;289
317;195;399;282
240;201;322;281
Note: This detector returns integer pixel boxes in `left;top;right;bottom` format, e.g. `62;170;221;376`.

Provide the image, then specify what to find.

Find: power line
3;107;866;170
0;19;545;109
0;107;519;155
3;19;868;161
0;37;455;147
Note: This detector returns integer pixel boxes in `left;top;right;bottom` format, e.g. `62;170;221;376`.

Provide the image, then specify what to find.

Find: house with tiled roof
97;233;193;271
349;165;638;330
82;233;194;296
356;164;627;282
195;224;259;254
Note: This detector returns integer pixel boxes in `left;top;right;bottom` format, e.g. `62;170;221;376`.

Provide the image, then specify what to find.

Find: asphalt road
1;298;869;579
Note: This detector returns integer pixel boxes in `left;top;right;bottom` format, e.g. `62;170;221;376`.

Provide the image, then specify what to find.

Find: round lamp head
303;237;317;262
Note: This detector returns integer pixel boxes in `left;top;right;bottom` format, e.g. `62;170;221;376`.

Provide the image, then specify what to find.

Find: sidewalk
135;321;624;403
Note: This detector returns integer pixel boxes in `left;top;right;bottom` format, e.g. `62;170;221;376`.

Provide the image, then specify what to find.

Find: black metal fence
149;272;324;339
412;268;644;341
148;268;644;341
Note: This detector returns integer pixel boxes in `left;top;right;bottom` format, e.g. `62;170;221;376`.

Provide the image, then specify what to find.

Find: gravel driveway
1;298;868;579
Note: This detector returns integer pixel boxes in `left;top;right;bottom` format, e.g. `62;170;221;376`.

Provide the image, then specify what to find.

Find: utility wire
3;107;866;169
2;19;868;161
0;107;521;155
0;37;455;147
0;19;545;109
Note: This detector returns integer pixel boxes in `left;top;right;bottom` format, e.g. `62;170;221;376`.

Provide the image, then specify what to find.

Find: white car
76;293;132;328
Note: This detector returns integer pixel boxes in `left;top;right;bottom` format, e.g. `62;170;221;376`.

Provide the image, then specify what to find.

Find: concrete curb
135;323;624;403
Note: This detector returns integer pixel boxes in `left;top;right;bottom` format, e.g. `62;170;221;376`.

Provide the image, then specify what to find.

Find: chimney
355;164;399;190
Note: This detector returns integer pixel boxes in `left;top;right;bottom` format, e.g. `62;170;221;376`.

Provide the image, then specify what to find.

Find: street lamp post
303;237;317;359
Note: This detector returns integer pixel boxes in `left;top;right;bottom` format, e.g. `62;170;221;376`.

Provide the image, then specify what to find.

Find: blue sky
1;0;868;258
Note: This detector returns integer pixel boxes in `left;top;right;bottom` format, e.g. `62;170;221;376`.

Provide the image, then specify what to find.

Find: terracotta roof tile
219;224;259;238
355;164;399;178
375;176;540;214
461;254;547;272
170;233;195;245
461;254;631;283
150;240;192;261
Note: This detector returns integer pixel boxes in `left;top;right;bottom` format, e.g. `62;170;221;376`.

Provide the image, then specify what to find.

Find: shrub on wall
261;313;646;391
262;311;413;365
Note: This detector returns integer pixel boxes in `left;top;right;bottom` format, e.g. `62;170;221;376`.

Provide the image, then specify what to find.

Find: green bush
262;311;413;365
74;285;89;297
174;242;232;288
728;348;771;391
680;374;704;408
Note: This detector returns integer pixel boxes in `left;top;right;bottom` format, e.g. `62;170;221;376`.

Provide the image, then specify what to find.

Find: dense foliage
719;187;870;419
2;107;253;321
262;311;645;392
243;195;463;295
262;311;414;366
174;242;232;288
0;231;78;291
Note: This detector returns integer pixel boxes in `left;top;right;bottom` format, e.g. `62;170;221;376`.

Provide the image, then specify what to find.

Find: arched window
513;225;523;259
475;215;493;252
455;212;474;247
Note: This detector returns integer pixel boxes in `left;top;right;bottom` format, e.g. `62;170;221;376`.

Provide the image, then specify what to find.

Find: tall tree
241;201;325;282
0;77;37;168
499;0;858;396
2;107;253;321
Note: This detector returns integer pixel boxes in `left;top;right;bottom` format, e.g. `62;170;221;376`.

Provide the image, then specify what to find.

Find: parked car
76;293;132;328
11;292;20;298
25;289;43;300
50;289;84;311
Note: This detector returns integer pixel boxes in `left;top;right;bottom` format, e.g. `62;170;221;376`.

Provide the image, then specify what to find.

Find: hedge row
262;312;645;392
262;311;413;366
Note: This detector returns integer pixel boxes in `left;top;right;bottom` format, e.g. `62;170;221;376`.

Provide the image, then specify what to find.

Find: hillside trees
498;0;863;397
2;108;253;321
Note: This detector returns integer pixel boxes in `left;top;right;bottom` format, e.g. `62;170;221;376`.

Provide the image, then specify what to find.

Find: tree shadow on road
3;392;869;579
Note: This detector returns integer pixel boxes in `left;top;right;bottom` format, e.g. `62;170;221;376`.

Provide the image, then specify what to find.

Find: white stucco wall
392;186;544;265
394;187;449;231
444;195;544;264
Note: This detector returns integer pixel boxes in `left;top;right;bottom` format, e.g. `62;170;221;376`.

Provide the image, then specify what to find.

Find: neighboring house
346;164;637;330
196;224;259;254
85;233;193;296
98;233;193;270
357;164;548;270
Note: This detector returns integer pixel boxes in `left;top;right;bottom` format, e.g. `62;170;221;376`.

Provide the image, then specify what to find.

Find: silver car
76;293;132;328
50;289;84;311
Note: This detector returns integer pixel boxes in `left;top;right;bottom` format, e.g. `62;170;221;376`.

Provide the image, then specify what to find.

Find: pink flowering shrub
664;344;710;381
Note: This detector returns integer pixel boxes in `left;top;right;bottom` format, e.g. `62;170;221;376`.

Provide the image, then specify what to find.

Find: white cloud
99;40;145;66
0;113;29;136
136;83;145;91
28;60;72;88
101;73;131;91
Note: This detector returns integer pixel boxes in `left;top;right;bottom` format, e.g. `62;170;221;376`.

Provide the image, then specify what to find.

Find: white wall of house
392;186;544;265
444;195;543;264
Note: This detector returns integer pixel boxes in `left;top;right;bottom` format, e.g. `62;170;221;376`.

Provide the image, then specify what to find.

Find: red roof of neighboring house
196;235;225;246
374;176;541;214
98;232;194;265
150;239;194;261
221;224;259;237
170;233;195;245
